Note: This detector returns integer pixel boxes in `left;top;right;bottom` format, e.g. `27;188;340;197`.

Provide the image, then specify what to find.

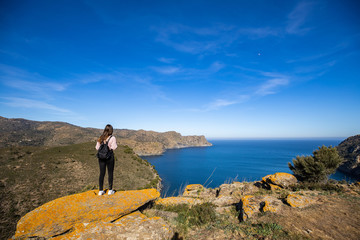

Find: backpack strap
106;135;113;144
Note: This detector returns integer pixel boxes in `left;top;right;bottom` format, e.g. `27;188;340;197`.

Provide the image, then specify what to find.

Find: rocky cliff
337;134;360;180
0;116;212;155
11;173;360;240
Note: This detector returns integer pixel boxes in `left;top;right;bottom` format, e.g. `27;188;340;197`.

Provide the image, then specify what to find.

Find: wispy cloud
255;72;289;96
256;77;289;96
76;71;126;84
132;76;172;101
0;64;68;94
157;57;176;64
1;97;72;114
238;27;280;39
153;2;317;56
181;70;290;112
151;66;181;75
153;23;236;55
286;1;315;35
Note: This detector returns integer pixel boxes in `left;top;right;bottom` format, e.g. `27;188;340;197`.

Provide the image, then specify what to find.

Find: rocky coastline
0;116;212;156
11;172;360;240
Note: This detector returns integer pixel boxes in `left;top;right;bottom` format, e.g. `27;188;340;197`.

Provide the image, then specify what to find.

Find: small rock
182;184;217;201
285;193;314;208
183;184;204;196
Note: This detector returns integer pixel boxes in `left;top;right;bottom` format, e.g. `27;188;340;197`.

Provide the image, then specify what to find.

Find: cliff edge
11;173;360;240
337;134;360;180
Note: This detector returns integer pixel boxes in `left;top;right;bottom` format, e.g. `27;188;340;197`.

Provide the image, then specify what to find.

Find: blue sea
145;139;355;196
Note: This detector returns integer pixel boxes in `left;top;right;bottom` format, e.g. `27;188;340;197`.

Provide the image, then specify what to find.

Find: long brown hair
98;124;113;143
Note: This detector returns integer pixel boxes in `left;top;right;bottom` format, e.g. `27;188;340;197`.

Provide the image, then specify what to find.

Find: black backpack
97;136;113;160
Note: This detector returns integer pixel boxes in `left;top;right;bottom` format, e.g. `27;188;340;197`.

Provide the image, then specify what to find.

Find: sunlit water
145;139;355;196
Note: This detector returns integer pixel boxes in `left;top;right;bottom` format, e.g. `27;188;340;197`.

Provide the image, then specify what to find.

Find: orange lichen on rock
261;172;297;190
14;189;160;239
240;195;256;221
285;193;314;208
52;211;173;240
155;197;202;206
262;174;272;183
185;184;204;191
268;172;297;187
183;184;204;196
269;183;282;190
261;200;277;213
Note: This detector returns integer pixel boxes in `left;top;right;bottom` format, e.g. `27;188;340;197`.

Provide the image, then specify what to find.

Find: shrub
186;202;217;226
288;145;343;183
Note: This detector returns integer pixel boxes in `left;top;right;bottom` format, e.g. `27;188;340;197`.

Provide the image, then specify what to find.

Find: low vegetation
288;145;343;183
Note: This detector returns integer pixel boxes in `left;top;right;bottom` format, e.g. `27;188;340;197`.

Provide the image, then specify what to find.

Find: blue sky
0;0;359;139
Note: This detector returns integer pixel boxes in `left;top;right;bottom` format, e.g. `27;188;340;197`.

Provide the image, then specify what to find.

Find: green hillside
0;142;159;239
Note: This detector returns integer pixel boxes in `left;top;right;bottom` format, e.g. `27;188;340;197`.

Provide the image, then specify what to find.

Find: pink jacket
95;136;118;151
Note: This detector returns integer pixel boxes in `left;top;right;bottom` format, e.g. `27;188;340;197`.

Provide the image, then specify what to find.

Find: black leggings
98;154;114;191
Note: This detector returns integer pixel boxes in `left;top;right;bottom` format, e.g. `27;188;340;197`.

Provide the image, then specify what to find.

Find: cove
145;139;354;196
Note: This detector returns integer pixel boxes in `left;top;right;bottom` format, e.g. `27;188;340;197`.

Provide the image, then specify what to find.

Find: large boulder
52;211;173;240
262;172;297;189
14;189;160;239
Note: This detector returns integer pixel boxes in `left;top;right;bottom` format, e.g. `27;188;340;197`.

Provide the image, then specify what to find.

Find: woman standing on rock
95;124;117;195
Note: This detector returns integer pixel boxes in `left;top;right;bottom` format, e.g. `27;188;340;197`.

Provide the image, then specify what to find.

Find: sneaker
98;190;105;196
108;189;115;195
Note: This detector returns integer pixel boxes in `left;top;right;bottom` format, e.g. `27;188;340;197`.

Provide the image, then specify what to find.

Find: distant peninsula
0;116;212;156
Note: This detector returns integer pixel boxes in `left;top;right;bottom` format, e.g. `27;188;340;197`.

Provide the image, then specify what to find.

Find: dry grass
0;142;159;239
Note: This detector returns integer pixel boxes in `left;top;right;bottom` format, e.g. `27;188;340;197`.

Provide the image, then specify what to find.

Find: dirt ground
176;188;360;240
252;191;360;240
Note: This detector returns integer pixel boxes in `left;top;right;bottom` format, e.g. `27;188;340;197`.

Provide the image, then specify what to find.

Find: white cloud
205;99;239;111
157;57;176;64
238;27;280;38
256;77;289;96
286;1;315;34
0;64;68;93
1;97;72;114
153;23;236;55
151;66;181;75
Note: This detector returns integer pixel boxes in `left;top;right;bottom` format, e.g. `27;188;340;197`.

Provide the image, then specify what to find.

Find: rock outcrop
14;189;165;239
261;172;298;189
239;195;283;221
52;211;173;240
151;173;316;223
337;134;360;180
285;193;315;208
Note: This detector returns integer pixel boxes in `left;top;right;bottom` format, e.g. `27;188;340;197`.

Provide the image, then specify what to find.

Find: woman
95;124;117;195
